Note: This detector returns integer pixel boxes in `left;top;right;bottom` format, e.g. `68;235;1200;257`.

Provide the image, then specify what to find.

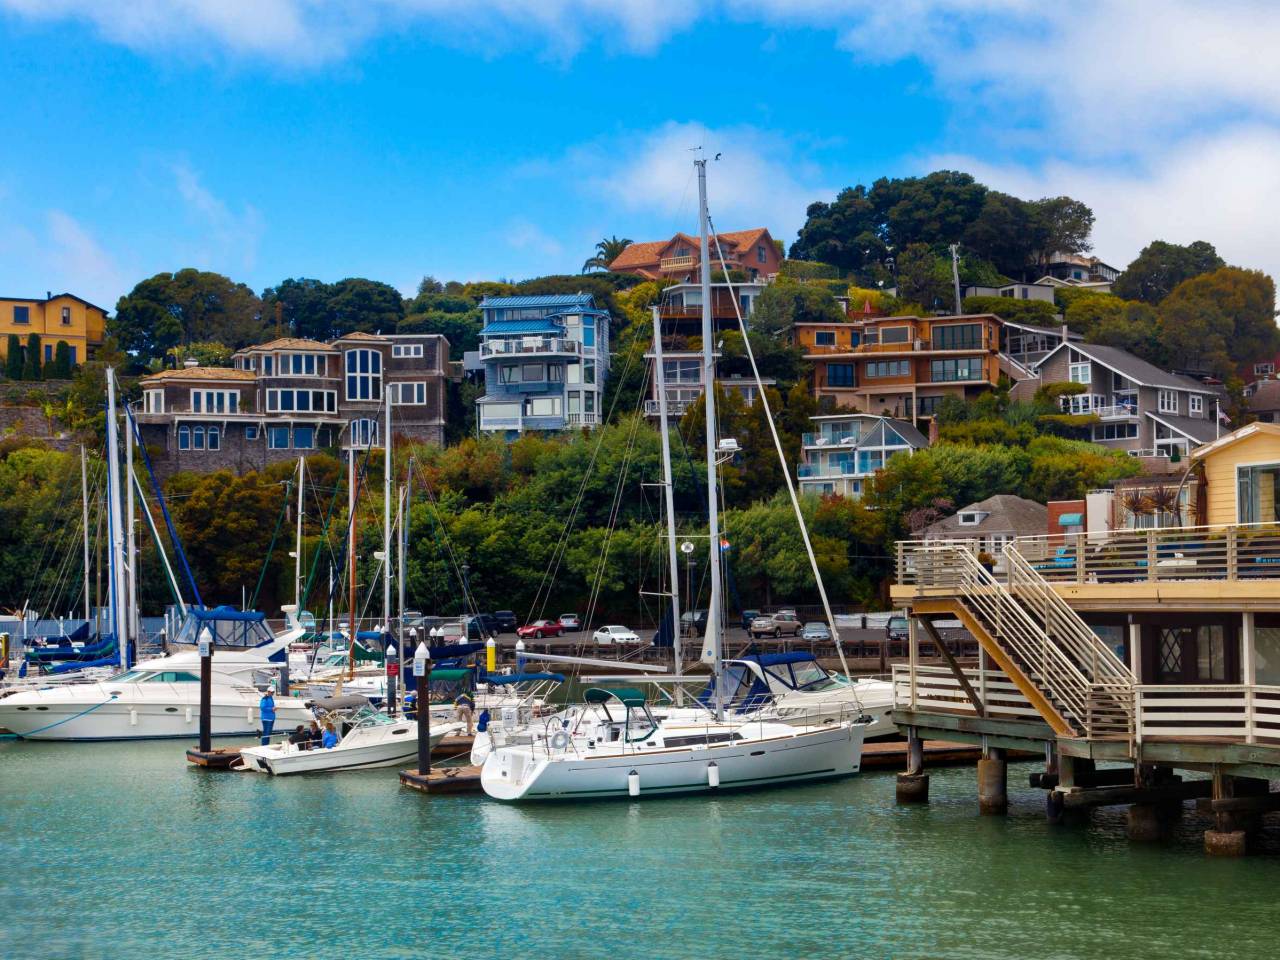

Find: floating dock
399;765;483;793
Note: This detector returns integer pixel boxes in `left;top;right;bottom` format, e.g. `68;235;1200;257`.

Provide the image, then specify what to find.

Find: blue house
475;293;611;434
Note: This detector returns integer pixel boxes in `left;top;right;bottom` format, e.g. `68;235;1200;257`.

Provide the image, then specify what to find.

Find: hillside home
607;229;781;282
922;495;1048;571
797;413;928;499
0;292;108;370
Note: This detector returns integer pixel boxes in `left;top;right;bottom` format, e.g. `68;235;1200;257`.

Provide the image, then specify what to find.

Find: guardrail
1011;523;1280;584
1136;684;1280;745
892;663;1040;721
481;338;581;358
643;399;694;417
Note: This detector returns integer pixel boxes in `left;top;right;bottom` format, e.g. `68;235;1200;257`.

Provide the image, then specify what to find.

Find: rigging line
299;439;377;611
248;478;294;611
409;460;479;620
707;215;854;684
126;405;204;608
26;446;86;602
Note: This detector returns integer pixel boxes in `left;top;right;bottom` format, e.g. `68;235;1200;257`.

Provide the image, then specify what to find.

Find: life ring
550;730;570;750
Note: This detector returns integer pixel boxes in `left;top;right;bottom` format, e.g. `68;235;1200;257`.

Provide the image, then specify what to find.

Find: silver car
749;612;803;638
801;621;831;641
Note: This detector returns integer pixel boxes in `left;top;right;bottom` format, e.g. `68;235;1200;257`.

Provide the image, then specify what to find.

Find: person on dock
258;687;277;745
322;722;339;749
453;690;476;736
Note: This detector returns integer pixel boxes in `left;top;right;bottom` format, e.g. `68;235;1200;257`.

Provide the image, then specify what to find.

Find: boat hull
0;695;312;741
481;722;863;802
238;724;451;775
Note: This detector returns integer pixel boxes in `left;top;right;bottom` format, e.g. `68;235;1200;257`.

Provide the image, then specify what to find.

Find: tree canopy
112;269;267;360
1111;240;1225;304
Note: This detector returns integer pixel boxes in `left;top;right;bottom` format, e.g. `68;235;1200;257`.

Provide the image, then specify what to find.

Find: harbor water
3;739;1278;959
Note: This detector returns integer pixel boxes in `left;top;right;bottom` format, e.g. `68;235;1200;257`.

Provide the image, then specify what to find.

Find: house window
13;306;29;324
345;349;382;401
68;346;76;365
757;244;767;263
60;306;71;325
349;418;378;448
43;344;53;362
1190;395;1204;415
192;427;205;450
144;390;165;414
584;391;596;414
264;356;274;376
931;358;983;382
1068;362;1091;384
190;390;239;414
932;323;983;351
958;512;982;526
268;426;290;449
207;427;220;451
584;360;596;384
521;363;546;383
827;363;855;388
525;396;563;417
390;382;426;404
815;331;836;347
245;425;258;441
880;326;911;344
1158;390;1178;414
1092;422;1139;441
917;395;944;416
178;426;190;450
865;360;910;378
1255;362;1275;377
294;426;315;449
392;343;424;359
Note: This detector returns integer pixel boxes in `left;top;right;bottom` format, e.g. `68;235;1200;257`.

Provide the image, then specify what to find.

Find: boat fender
129;708;138;726
707;761;720;788
185;706;192;723
628;770;640;797
550;730;570;750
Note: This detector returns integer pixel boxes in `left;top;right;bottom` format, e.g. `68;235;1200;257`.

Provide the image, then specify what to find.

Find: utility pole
949;243;963;315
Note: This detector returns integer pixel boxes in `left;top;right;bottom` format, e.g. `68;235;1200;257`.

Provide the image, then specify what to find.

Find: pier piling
977;744;1007;816
896;727;930;804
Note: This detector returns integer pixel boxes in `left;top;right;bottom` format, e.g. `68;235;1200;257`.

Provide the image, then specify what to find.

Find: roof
881;417;929;448
140;367;257;383
0;292;110;313
1191;422;1280;460
479;294;595;309
923;495;1049;540
333;331;389;342
1002;319;1082;340
1247;379;1280;412
1037;341;1217;393
1145;411;1221;445
606;228;773;271
480;319;562;336
242;337;336;352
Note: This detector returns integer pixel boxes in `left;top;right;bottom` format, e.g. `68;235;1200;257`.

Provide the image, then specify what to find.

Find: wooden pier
399;765;484;793
185;747;243;769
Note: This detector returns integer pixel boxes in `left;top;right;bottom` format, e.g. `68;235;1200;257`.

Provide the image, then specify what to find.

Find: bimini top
190;605;266;623
736;652;818;668
486;672;565;686
309;694;373;712
584;687;647;708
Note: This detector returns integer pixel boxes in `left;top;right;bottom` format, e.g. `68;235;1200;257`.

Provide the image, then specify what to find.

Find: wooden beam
1060;779;1212;809
917;615;984;716
1195;793;1280;814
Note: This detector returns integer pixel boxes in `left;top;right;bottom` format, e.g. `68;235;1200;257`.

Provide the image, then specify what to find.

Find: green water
2;740;1278;960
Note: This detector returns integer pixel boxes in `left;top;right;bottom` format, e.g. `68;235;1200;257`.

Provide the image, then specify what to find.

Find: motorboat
480;687;863;802
236;695;464;775
721;653;896;738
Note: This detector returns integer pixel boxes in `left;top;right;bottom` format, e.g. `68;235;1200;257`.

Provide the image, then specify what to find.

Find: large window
282;353;318;375
390;381;426;404
266;389;336;413
815;331;836;346
917;395;944;416
1093;422;1139;441
930;358;983;382
1068;362;1091;384
826;363;855;387
12;305;28;324
144;390;165;414
345;349;382;401
190;389;239;414
879;326;910;344
1158;389;1178;414
932;323;982;350
349;418;378;448
525;396;563;418
268;426;290;449
663;359;700;384
865;360;910;378
392;343;424;359
1238;463;1280;524
178;426;190;450
293;426;315;449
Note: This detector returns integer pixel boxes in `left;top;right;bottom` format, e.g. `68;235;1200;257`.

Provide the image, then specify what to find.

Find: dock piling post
895;726;929;804
977;743;1007;816
198;626;212;753
413;634;431;776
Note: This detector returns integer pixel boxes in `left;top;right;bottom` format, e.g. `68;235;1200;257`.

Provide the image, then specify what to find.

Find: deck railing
892;663;1039;721
1011;523;1280;585
1135;684;1280;745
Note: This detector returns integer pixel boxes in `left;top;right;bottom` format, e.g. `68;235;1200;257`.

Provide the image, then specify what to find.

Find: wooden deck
399;765;484;793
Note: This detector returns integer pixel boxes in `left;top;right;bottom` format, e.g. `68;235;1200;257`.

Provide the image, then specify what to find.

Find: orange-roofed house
607;228;782;282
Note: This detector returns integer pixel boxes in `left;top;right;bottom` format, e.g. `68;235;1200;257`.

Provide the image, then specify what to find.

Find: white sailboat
480;158;864;801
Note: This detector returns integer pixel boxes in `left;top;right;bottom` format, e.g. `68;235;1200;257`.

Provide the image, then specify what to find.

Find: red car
517;619;564;639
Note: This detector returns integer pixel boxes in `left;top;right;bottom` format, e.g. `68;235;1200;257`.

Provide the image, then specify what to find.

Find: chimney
927;416;940;446
46;290;51;301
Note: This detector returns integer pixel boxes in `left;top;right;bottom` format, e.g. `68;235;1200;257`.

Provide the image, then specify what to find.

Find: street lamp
413;631;431;775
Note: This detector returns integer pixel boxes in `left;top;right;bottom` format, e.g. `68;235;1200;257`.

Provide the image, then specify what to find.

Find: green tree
1112;240;1225;303
895;244;950;310
749;278;845;336
962;295;1058;325
874;170;988;250
170;341;233;368
50;341;73;379
326;277;405;337
112;269;266;360
5;334;24;380
582;236;633;273
1158;267;1278;377
22;334;41;380
962;191;1039;277
789;184;884;273
260;278;335;341
1028;196;1095;270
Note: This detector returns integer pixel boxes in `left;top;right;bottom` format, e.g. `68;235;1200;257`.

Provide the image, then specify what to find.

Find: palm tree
582;236;633;273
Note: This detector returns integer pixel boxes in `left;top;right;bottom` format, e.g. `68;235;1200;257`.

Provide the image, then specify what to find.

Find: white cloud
171;162;264;272
0;209;127;307
506;219;564;259
929;124;1280;282
579;121;832;239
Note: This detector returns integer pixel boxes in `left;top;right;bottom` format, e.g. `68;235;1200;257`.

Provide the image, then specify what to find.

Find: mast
347;447;358;682
80;444;91;624
125;399;138;648
105;369;128;668
695;157;725;720
383;388;393;631
651;305;683;686
294;456;305;610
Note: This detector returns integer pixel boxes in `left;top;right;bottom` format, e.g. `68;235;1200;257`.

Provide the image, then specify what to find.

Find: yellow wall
1200;429;1280;525
0;296;107;366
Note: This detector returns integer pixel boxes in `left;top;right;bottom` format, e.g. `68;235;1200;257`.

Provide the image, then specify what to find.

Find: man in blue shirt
259;688;276;745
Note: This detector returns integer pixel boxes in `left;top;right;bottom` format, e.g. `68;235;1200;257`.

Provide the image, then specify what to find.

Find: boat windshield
112;670;150;682
765;660;839;692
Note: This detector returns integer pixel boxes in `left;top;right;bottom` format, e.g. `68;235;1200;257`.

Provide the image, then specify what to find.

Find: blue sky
2;1;1279;309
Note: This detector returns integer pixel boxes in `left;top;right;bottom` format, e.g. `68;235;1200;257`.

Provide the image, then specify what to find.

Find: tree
962;191;1039;277
789;185;883;273
1028;196;1094;270
582;236;633;273
875;170;988;250
5;334;23;380
895;244;950;310
1112;240;1225;303
50;341;73;379
171;341;233;367
962;295;1058;325
261;278;335;341
326;278;405;337
112;269;266;360
749;278;845;336
22;334;41;380
1158;267;1278;377
1063;295;1163;363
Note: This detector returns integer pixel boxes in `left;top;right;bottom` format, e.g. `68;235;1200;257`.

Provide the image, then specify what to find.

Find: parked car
558;613;581;630
801;621;831;641
493;610;517;634
740;609;761;631
750;612;803;638
462;613;503;639
886;615;909;643
680;610;709;635
517;619;564;639
593;625;642;645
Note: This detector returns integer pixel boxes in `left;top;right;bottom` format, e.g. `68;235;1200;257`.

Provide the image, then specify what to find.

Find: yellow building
1191;421;1280;525
0;292;108;370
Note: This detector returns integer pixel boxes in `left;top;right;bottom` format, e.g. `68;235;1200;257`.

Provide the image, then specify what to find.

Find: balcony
566;412;600;427
480;338;582;358
802;431;859;448
644;399;694;417
659;255;697;273
1059;394;1138;419
797;461;859;479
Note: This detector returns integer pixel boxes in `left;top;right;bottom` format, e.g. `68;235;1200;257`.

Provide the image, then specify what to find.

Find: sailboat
480;158;864;801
